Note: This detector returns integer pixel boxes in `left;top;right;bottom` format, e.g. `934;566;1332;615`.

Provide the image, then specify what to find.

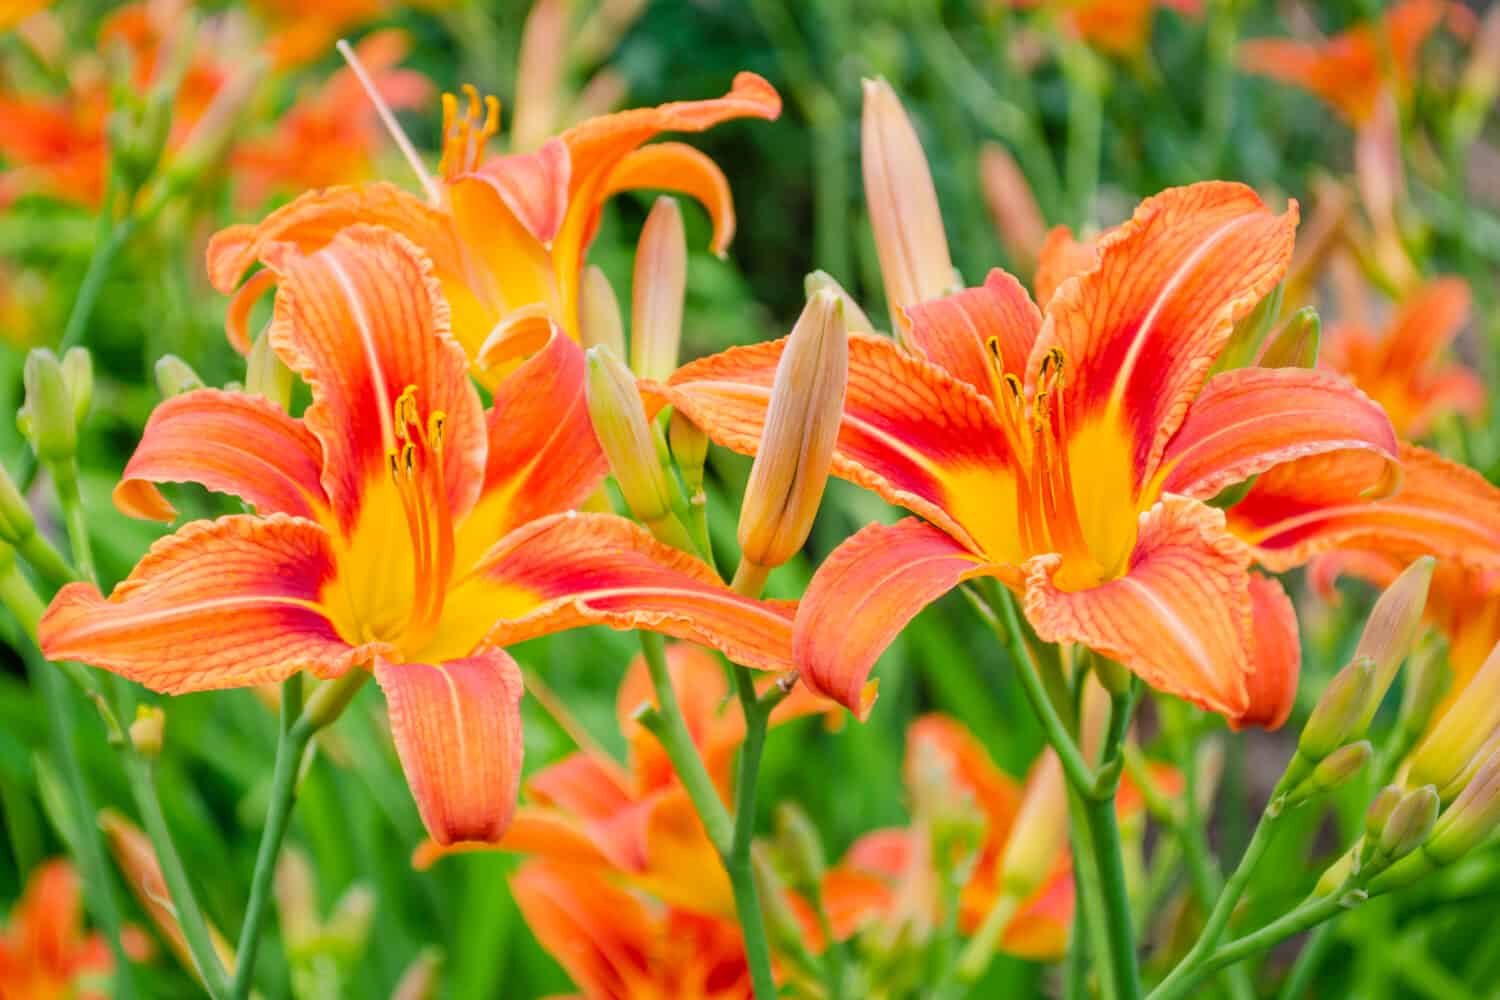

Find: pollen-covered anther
439;84;502;180
384;388;457;651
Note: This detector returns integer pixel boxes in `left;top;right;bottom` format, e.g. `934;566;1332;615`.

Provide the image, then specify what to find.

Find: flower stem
1071;768;1144;1000
729;663;778;999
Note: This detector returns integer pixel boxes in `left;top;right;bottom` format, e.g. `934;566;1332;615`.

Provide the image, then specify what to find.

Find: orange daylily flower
1240;0;1452;127
1001;0;1202;56
38;227;794;849
0;859;149;1000
248;0;386;69
230;30;432;207
418;644;832;917
820;715;1179;959
205;73;781;361
1322;277;1483;438
649;182;1397;723
0;0;50;30
513;860;754;1000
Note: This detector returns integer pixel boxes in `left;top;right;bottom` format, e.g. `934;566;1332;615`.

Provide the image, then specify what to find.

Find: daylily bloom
418;644;833;915
205;73;781;362
649;181;1398;722
0;0;50;30
248;0;386;69
513;860;754;1000
1000;0;1202;57
231;30;432;207
1240;0;1451;127
1322;277;1483;438
0;859;149;1000
38;227;794;848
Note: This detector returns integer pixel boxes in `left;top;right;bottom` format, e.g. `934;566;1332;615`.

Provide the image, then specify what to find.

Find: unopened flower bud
579;265;626;358
862;77;954;337
1000;751;1067;900
0;464;36;549
774;802;826;891
629;197;686;383
1218;285;1284;372
1092;654;1131;697
668;410;709;500
323;884;376;958
804;270;876;334
1424;748;1500;866
274;846;319;951
154;354;205;398
246;332;292;412
391;948;443;1000
1365;785;1403;841
60;347;92;427
1377;785;1438;864
586;346;690;547
1287;741;1371;806
1348;556;1435;733
1394;641;1449;754
129;705;164;758
978;142;1046;277
738;292;848;572
19;349;76;463
1256;307;1321;369
1438;727;1500;804
753;847;806;957
1298;657;1374;765
1410;639;1500;794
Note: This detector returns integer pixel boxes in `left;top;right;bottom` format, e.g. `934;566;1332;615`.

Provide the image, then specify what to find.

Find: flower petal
456;326;607;569
262;225;488;532
1032;225;1097;309
461;512;796;671
649;332;1020;560
1035;182;1298;493
600;141;737;255
1158;366;1397;500
1381;277;1471;377
1231;573;1300;731
113;389;329;522
1227;443;1500;572
38;515;373;694
375;648;524;847
904;269;1043;401
453;138;571;246
907;714;1021;832
1025;497;1254;717
795;519;1003;715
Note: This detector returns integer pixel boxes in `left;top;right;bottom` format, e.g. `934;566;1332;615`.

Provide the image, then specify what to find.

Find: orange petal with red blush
39;515;378;694
1034;181;1298;488
1227;443;1500;573
470;512;796;671
113;389;329;522
1032;225;1097;309
795;519;1003;715
1231;573;1301;731
600;141;737;255
1025;497;1254;718
904;269;1043;402
454;138;571;245
510;861;658;998
1382;277;1471;377
1158;366;1397;500
376;649;524;847
262;225;488;531
906;714;1021;832
649;332;1017;556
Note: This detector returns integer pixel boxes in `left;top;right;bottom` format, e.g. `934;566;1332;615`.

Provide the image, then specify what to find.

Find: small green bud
60;348;93;427
1287;741;1371;806
1365;785;1403;841
1425;748;1500;866
1256;307;1321;369
246;333;292;412
774;802;826;891
128;706;165;759
1217;283;1284;371
668;410;709;500
154;355;205;398
1377;785;1439;864
20;349;77;463
1091;654;1131;697
322;884;376;959
1299;658;1375;763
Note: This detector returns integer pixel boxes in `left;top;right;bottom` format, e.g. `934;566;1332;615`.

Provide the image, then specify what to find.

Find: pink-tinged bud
978;142;1046;276
1286;741;1372;806
805;270;876;333
100;809;237;981
1366;785;1403;840
1377;785;1438;864
1000;750;1067;900
579;266;627;358
511;0;567;152
668;410;709;500
1347;556;1435;730
1298;657;1373;765
1410;640;1500;794
1437;726;1500;804
574;0;648;65
861;77;954;337
773;801;826;891
586;345;691;548
630;197;687;383
1423;747;1500;866
737;291;848;572
392;947;443;1000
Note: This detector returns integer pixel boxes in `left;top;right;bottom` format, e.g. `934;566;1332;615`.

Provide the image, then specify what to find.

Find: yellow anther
1003;373;1024;399
401;443;416;475
428;412;446;451
386;449;402;479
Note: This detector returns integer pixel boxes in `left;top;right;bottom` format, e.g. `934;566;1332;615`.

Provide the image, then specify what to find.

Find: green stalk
729;663;777;1000
1151;893;1361;1000
1278;924;1334;1000
1073;765;1143;999
1059;41;1103;230
0;561;137;999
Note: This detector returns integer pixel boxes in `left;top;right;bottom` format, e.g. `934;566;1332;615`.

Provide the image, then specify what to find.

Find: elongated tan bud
1410;639;1500;794
1422;747;1500;866
579;265;627;358
1000;750;1067;899
861;78;953;337
630;197;687;383
737;291;848;572
805;270;876;333
978;142;1046;276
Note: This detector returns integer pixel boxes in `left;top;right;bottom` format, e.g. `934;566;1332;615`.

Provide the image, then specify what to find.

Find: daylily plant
38;226;794;848
650;181;1398;723
205;73;781;362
